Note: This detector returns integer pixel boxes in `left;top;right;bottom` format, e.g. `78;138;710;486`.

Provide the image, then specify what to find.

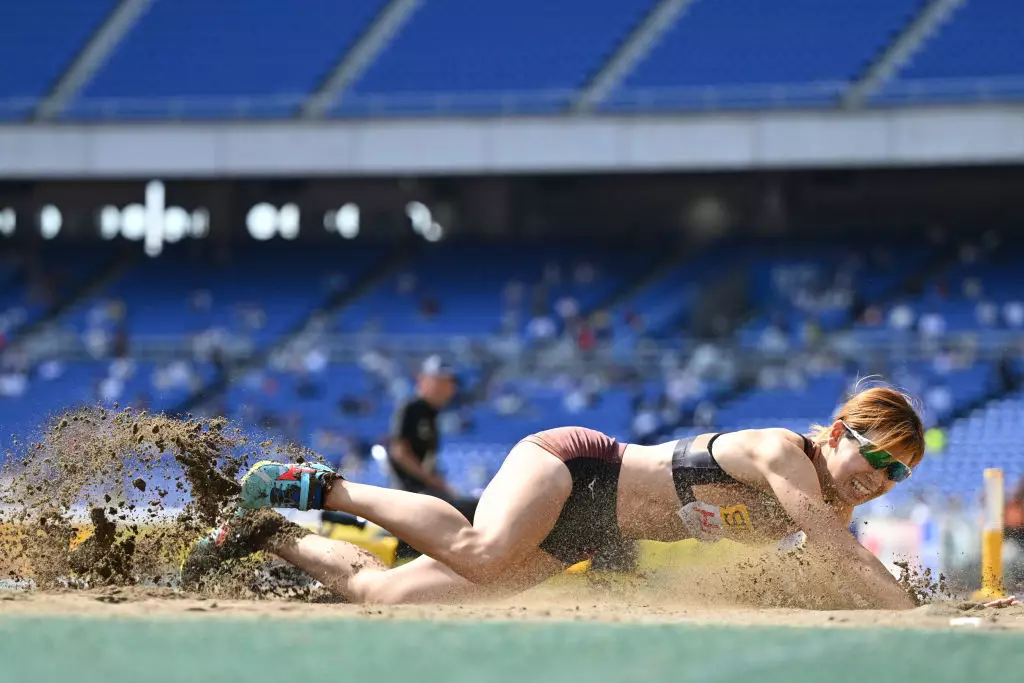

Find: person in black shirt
388;356;477;560
388;355;455;495
320;355;460;534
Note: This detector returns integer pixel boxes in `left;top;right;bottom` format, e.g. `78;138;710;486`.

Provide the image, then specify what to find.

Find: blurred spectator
338;395;373;417
563;384;590;414
976;300;999;327
304;347;328;374
113;324;130;358
38;359;63;381
84;327;111;358
1004;301;1024;328
999;351;1021;394
693;400;717;429
526;315;556;341
758;321;789;354
0;370;26;397
97;374;124;403
963;277;983;299
494;387;524;416
576;323;596;354
923;384;953;419
591;310;612;341
555;295;579;321
888;303;915;331
631;403;659;445
918;312;946;340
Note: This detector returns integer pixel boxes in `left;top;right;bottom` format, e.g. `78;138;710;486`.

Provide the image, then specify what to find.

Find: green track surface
1;617;1021;683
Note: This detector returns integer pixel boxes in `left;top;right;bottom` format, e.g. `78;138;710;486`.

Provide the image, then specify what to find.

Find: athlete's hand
983;596;1018;608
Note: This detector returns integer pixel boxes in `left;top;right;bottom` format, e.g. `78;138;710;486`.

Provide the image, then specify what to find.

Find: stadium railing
4;77;1024;120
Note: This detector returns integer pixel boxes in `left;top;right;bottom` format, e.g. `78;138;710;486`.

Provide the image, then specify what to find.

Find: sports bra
671;431;814;506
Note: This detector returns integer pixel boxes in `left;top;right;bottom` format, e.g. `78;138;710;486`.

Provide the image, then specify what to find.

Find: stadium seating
735;238;930;348
0;359;216;444
874;240;1024;333
336;243;650;337
68;0;388;119
938;389;1024;493
611;0;922;109
0;0;119;120
341;0;658;114
5;0;1023;119
0;246;123;338
878;0;1024;103
1;230;1019;508
58;243;390;346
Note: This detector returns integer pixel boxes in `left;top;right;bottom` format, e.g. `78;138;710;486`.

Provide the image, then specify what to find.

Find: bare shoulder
716;428;806;455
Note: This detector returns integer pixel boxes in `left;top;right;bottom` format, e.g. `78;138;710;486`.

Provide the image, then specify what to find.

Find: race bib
677;501;753;540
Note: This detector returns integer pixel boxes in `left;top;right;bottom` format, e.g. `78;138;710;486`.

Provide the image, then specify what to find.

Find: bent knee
451;529;518;583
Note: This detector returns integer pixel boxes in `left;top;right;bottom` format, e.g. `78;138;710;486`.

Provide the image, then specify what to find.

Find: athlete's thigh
471;441;572;561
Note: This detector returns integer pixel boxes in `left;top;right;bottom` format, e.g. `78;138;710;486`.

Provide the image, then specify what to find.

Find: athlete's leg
351;550;563;604
262;531;386;599
268;533;563;604
323;441;571;584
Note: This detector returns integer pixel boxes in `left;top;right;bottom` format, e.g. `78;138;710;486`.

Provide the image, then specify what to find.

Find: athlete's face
824;421;913;506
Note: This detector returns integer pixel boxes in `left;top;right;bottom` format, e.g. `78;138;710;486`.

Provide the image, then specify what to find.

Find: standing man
387;355;456;497
387;355;477;560
320;356;476;558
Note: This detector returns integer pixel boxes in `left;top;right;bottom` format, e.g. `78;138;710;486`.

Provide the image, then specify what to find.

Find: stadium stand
340;0;659;114
877;0;1024;103
4;229;1017;502
67;0;388;119
4;0;1022;119
56;243;392;345
0;0;119;120
611;0;923;108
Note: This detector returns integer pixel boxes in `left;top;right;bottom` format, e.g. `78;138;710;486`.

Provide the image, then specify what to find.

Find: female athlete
184;385;951;608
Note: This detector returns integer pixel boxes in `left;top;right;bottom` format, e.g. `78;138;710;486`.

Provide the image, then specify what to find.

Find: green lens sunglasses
839;420;912;483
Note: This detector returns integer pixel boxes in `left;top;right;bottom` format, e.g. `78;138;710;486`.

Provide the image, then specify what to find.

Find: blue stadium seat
336;243;648;337
612;0;921;110
68;0;387;119
0;0;118;121
59;243;388;346
878;0;1024;103
341;0;658;115
0;359;215;448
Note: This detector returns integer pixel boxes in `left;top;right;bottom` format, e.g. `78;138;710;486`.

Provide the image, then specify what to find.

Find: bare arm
756;438;915;610
389;438;450;494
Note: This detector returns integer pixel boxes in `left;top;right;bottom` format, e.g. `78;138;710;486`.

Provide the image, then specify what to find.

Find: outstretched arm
755;437;916;610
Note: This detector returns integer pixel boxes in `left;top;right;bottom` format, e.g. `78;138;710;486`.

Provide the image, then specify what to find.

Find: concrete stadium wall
1;105;1023;178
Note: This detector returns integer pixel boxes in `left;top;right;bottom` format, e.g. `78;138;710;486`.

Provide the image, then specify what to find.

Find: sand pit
1;407;1018;639
1;583;1022;634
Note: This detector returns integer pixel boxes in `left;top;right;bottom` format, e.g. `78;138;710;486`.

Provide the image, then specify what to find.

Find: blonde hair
810;380;926;467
